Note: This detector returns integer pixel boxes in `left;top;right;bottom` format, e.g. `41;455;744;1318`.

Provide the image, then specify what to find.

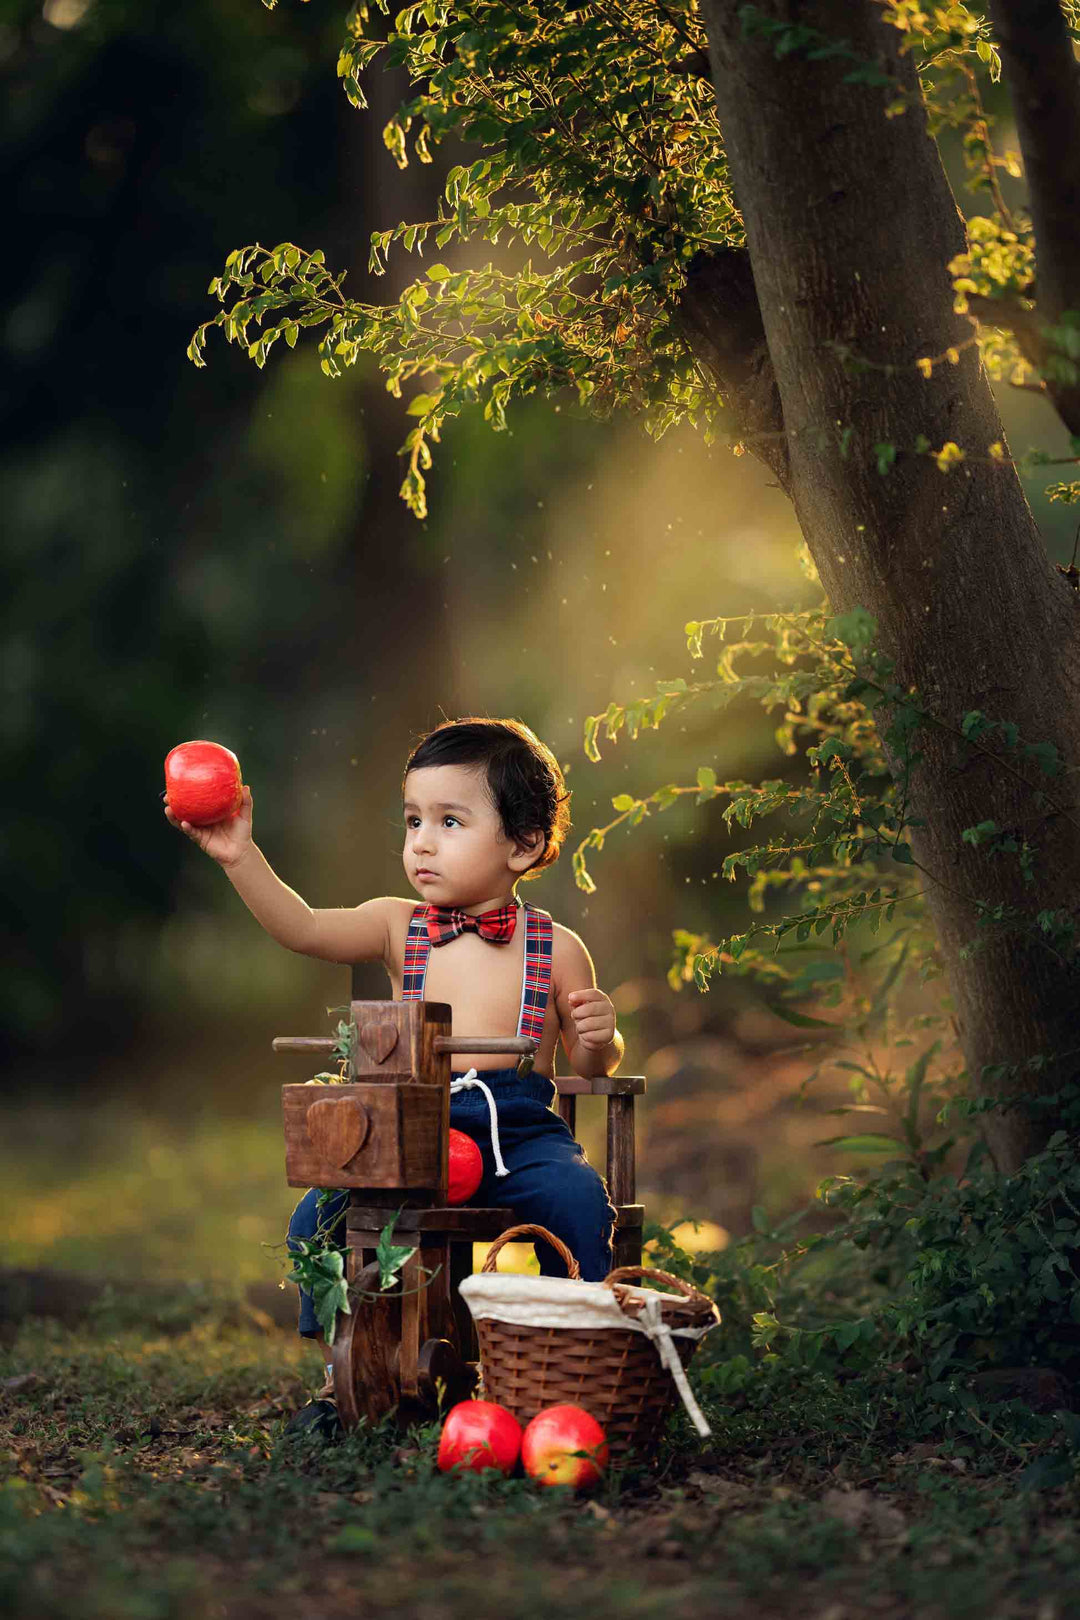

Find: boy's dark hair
403;717;570;879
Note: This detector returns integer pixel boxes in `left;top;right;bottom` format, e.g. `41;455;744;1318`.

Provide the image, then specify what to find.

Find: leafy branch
285;1206;429;1343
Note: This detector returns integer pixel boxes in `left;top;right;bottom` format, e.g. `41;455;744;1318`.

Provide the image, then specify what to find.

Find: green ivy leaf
376;1211;418;1291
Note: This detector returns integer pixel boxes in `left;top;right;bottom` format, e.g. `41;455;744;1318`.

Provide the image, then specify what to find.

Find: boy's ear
508;829;546;873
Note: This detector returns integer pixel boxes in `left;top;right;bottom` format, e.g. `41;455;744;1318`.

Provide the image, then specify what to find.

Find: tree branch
981;1;1080;436
676;244;790;492
986;0;1080;328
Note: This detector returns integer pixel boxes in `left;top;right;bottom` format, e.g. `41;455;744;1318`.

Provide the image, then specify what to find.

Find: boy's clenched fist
566;988;617;1051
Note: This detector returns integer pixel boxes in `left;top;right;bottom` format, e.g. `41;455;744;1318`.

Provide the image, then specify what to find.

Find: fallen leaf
2;1373;44;1395
686;1472;749;1508
820;1487;906;1538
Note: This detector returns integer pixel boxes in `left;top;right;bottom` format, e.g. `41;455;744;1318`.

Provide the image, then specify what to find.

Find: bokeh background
3;0;1074;1309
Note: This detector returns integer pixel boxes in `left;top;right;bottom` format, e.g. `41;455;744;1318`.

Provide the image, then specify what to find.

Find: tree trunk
697;0;1080;1170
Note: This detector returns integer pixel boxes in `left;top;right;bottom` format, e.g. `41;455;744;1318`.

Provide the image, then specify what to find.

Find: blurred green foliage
1;0;362;1066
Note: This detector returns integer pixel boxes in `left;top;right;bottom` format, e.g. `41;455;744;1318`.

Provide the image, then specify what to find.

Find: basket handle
481;1224;581;1279
603;1265;714;1313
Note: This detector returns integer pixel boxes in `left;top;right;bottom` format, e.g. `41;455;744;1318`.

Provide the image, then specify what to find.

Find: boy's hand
165;784;254;868
567;988;617;1051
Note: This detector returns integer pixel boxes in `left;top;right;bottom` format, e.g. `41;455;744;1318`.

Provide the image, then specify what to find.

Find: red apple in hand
447;1129;483;1205
521;1405;608;1489
437;1400;522;1475
164;740;243;827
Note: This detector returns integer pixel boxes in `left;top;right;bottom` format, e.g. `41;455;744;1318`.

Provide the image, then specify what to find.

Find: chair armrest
553;1075;646;1095
552;1078;644;1208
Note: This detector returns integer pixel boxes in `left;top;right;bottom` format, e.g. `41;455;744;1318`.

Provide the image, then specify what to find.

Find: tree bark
982;0;1080;434
697;0;1080;1170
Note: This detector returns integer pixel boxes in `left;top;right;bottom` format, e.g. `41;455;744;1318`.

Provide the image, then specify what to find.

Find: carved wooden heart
357;1020;399;1064
306;1097;370;1168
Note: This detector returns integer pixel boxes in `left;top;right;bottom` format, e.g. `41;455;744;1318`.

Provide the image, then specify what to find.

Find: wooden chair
276;996;645;1428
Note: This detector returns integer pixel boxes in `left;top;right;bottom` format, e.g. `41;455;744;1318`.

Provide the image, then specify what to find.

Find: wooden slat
450;1239;479;1361
346;1203;643;1238
606;1094;636;1205
347;1205;515;1234
613;1224;643;1270
557;1092;577;1134
554;1075;646;1095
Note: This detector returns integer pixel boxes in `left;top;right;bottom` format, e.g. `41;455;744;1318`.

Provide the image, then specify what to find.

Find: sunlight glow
43;0;91;28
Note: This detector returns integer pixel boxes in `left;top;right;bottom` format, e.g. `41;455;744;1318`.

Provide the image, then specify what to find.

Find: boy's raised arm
225;849;392;964
165;785;391;965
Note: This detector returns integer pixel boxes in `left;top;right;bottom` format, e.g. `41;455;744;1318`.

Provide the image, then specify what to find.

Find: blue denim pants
286;1069;617;1337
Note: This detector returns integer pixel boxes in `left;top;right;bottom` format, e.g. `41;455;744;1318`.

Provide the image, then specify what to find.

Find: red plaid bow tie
425;903;518;946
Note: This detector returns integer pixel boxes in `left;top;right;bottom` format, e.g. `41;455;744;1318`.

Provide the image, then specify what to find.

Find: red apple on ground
520;1404;609;1489
436;1400;522;1475
447;1129;484;1205
164;740;243;827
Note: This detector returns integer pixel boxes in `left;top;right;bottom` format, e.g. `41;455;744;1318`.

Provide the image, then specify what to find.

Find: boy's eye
443;816;459;828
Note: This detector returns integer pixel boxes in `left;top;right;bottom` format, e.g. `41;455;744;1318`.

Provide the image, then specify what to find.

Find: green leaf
1020;1452;1077;1492
903;1041;940;1145
874;441;897;475
426;263;452;280
611;793;636;812
815;1133;909;1154
285;1240;351;1344
376;1211;418;1290
766;1001;840;1029
826;608;878;656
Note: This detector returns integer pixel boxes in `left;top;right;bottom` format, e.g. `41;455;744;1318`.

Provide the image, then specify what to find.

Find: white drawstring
449;1068;509;1177
634;1292;713;1438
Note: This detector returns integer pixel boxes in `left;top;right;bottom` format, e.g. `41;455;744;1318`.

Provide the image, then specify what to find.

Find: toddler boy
166;717;622;1386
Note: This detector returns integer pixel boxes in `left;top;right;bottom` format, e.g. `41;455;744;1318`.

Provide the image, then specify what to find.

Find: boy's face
402;763;541;907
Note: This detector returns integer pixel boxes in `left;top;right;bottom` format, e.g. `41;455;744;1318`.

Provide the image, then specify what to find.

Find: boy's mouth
415;868;439;879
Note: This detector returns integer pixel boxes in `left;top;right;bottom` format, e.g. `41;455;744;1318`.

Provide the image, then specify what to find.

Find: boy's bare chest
387;925;558;1070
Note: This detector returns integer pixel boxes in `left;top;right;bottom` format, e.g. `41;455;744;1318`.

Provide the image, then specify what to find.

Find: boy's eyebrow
402;801;473;814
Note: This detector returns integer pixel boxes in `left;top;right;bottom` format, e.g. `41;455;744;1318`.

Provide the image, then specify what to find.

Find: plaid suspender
401;904;431;1000
401;901;553;1043
517;904;553;1043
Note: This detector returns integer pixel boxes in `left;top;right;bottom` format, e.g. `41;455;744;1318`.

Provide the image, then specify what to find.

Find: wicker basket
460;1224;719;1460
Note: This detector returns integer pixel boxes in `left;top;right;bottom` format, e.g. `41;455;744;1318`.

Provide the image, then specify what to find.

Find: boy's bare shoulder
373;896;421;916
378;895;422;962
372;895;421;931
349;895;416;926
550;920;596;986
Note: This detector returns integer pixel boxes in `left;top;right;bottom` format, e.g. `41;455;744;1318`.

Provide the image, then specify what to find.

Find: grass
1;1102;297;1287
5;1102;1080;1619
4;1303;1080;1620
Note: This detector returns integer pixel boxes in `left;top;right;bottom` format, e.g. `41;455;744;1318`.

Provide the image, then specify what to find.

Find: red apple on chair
164;740;243;827
436;1400;522;1475
521;1405;609;1489
447;1128;483;1205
